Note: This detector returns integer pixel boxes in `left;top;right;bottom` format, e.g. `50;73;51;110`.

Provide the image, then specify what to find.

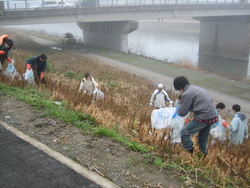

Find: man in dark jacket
173;76;218;155
26;54;47;84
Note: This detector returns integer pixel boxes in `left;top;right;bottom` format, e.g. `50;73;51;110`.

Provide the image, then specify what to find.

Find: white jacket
79;77;98;94
150;89;170;109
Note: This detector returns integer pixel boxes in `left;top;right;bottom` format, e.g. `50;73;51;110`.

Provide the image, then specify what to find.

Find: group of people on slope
1;34;248;156
149;76;248;155
0;34;98;94
0;34;48;84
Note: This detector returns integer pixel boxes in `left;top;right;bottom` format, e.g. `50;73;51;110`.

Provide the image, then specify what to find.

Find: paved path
0;120;119;188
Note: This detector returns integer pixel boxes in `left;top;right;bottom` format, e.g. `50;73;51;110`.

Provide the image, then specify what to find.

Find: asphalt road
0;122;112;188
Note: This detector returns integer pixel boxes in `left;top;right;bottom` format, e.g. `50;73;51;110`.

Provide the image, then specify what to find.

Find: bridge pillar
194;15;250;62
77;21;138;53
0;2;4;18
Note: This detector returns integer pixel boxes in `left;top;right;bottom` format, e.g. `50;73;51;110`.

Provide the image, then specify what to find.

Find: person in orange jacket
26;54;47;84
0;35;14;71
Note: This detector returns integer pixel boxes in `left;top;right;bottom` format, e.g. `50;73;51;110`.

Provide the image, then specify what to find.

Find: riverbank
1;27;250;187
16;30;250;119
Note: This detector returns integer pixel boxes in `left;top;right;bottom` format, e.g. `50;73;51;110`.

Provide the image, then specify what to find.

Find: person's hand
149;103;152;107
0;51;6;56
6;57;12;63
95;84;98;88
222;121;229;128
40;72;44;79
27;64;31;70
185;118;189;124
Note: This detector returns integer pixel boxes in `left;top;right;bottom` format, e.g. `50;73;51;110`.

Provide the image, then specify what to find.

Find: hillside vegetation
1;27;250;187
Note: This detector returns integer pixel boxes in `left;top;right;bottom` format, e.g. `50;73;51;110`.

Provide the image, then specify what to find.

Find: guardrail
3;0;249;10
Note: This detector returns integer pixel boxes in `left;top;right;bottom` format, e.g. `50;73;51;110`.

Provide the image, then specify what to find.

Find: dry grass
1;27;250;187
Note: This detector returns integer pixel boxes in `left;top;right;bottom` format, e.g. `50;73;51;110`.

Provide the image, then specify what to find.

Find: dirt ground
0;94;200;188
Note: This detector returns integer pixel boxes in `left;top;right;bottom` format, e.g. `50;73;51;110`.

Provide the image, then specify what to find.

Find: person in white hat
149;83;172;109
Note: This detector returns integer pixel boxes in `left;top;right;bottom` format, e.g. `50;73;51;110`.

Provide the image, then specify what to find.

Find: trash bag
151;107;177;130
93;87;105;100
210;115;226;142
170;115;186;143
23;69;35;85
3;59;21;80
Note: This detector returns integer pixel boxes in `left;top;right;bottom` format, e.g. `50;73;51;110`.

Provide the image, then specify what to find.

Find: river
6;19;250;81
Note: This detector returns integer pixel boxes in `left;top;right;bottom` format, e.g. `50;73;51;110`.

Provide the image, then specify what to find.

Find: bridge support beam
194;15;250;62
77;21;138;53
0;2;4;18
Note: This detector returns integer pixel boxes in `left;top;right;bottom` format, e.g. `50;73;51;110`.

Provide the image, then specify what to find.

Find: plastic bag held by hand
4;60;21;80
24;69;35;85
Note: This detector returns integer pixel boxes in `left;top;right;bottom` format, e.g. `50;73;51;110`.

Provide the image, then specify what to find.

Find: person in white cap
149;83;172;109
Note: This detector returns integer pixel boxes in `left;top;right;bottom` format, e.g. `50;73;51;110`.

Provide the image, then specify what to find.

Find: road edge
0;119;120;188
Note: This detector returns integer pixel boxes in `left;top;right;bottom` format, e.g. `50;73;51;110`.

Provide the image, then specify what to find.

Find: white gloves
149;103;152;107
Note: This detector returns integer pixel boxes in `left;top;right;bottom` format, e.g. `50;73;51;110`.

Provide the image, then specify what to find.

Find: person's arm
150;90;156;104
177;94;192;117
79;79;84;92
226;118;239;132
41;61;47;73
26;57;36;69
26;58;32;70
244;120;248;138
162;90;170;102
92;77;98;88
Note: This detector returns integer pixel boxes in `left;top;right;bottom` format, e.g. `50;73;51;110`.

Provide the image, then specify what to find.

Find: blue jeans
181;120;211;154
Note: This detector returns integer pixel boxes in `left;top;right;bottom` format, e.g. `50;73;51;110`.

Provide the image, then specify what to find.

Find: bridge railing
99;0;242;6
3;0;249;10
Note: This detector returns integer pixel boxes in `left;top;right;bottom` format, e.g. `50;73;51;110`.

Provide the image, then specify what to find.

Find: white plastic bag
23;69;35;85
3;59;21;80
210;115;226;142
93;87;105;100
151;107;177;130
170;115;186;143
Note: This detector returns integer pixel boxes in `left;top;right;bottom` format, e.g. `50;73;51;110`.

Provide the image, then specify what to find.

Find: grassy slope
13;28;250;101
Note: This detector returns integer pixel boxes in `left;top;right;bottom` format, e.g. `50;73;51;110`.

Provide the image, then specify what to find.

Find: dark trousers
34;70;46;85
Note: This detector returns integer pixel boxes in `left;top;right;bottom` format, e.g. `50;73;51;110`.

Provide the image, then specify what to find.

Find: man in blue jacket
26;54;47;84
173;76;218;155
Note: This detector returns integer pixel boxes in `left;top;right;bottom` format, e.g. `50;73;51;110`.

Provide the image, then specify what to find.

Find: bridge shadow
198;54;249;81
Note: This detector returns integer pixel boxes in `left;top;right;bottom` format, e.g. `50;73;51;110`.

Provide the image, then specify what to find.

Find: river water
7;21;250;81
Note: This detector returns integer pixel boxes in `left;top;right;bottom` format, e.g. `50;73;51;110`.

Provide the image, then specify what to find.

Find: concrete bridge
1;0;250;62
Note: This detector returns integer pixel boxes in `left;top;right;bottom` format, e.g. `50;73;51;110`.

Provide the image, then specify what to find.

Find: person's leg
41;77;46;87
181;121;210;152
198;124;211;154
33;70;39;84
0;59;3;73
